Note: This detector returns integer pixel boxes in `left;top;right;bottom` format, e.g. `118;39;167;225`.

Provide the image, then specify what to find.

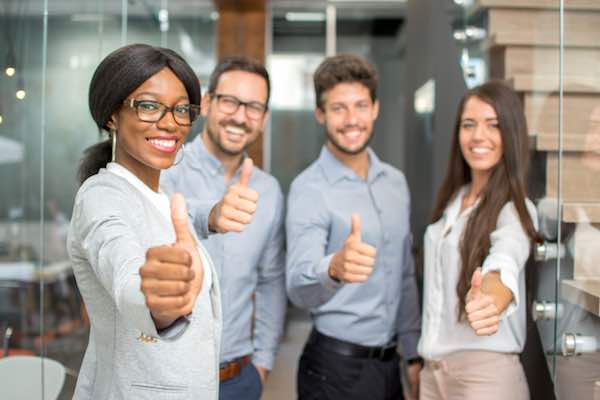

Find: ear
201;92;212;118
260;110;270;128
372;99;380;121
314;106;326;125
106;114;118;132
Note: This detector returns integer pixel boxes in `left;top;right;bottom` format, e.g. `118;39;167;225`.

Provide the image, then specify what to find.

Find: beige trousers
419;351;529;400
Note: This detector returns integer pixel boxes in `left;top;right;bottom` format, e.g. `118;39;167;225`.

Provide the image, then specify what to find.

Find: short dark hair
79;43;200;183
207;56;271;105
313;54;378;110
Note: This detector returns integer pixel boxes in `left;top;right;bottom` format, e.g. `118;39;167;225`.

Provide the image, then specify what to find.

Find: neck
202;131;244;182
466;170;489;202
326;141;370;179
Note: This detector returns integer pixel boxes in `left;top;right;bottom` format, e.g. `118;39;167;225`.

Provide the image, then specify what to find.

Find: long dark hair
79;43;201;184
430;80;541;321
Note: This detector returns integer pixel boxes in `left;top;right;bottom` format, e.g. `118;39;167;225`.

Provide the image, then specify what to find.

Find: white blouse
106;162;212;294
418;186;537;360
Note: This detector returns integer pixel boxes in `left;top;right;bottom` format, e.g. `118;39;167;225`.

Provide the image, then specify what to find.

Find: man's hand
140;193;204;329
406;362;421;400
465;268;499;336
208;158;259;233
328;214;377;283
254;364;269;385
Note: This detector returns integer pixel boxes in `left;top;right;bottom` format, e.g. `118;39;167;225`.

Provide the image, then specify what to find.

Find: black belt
307;329;398;361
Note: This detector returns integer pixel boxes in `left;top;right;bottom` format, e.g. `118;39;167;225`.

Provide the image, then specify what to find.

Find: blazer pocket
130;382;190;399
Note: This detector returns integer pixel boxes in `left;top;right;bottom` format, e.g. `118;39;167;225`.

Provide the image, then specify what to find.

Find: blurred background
0;0;599;398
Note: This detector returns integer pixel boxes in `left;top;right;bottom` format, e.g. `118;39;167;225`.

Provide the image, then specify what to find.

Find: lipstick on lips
147;136;178;154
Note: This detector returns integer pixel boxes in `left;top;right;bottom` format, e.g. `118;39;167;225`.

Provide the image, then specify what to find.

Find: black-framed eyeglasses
211;93;267;120
123;99;201;126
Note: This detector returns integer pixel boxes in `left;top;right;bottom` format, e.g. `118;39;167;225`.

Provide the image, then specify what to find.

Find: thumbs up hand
140;193;204;330
465;268;500;336
328;214;377;283
208;158;259;234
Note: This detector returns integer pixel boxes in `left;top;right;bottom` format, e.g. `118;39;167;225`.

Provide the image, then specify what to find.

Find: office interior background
0;0;599;398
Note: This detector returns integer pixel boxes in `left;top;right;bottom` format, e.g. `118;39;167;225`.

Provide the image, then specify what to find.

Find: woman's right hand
140;193;204;329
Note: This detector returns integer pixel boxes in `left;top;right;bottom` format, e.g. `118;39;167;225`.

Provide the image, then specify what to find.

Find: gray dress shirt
161;135;286;370
286;146;421;359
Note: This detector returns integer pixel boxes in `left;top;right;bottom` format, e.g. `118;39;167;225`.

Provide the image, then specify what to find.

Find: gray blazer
67;169;222;400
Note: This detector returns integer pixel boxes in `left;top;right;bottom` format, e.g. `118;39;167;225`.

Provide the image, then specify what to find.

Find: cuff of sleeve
252;351;274;371
482;254;520;318
156;315;191;341
398;330;420;361
188;199;218;239
318;254;343;291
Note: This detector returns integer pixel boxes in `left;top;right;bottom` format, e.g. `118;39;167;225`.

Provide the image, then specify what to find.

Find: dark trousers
297;341;404;400
219;363;262;400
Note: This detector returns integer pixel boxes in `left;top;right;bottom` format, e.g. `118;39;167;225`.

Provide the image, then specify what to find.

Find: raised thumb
171;193;194;245
350;213;361;241
470;268;483;298
238;157;253;187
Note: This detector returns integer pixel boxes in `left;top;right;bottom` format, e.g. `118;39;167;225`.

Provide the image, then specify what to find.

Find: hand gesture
140;193;204;329
465;268;500;336
208;158;259;233
328;214;377;283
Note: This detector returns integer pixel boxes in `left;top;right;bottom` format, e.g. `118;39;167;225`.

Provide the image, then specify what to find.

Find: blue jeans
219;363;263;400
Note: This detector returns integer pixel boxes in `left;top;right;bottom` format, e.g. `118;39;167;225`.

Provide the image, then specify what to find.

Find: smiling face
202;70;268;159
459;96;504;183
316;81;379;157
108;67;191;188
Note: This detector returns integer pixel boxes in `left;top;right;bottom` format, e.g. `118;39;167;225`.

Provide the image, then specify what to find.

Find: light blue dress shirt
286;146;421;359
161;135;286;370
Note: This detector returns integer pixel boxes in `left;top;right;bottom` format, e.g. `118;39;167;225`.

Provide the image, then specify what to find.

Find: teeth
343;131;361;139
225;126;245;135
148;138;175;148
471;147;491;154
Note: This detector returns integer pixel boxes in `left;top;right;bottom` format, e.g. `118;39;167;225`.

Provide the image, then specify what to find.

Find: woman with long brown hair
418;80;539;400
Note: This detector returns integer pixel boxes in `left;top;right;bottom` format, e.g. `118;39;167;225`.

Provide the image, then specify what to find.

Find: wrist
406;357;424;366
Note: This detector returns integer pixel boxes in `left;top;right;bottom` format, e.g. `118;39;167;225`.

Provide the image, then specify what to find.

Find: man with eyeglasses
161;57;286;400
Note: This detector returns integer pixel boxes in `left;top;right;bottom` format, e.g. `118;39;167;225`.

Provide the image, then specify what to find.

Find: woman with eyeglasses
67;44;221;399
418;81;540;400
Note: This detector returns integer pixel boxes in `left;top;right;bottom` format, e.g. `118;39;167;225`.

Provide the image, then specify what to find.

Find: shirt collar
188;134;224;177
442;185;479;231
318;145;386;185
189;133;250;180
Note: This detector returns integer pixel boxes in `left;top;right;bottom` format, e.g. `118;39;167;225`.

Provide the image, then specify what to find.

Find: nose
231;103;248;124
345;107;359;126
471;123;485;141
157;109;177;131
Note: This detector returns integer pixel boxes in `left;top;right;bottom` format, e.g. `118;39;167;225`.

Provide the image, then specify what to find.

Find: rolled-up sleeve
396;234;421;360
286;183;343;309
481;200;538;317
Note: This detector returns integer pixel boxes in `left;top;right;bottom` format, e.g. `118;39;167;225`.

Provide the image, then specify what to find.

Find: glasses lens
136;101;163;122
217;95;240;114
172;104;193;126
246;103;266;120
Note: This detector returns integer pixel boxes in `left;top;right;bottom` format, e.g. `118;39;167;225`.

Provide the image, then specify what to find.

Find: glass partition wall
0;1;215;398
443;1;600;398
2;0;599;398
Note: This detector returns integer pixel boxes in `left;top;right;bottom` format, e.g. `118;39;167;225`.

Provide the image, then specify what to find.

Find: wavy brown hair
430;80;540;321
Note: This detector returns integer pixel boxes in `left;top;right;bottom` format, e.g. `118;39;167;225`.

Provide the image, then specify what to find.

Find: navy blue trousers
219;363;263;400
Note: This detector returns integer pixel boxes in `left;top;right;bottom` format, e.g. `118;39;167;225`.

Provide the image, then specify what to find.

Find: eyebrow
461;117;498;122
134;91;189;101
